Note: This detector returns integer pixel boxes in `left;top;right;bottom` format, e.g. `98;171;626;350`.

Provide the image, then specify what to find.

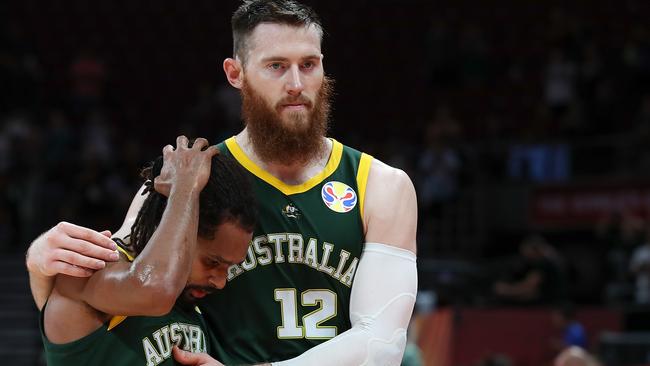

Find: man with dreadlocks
38;137;257;365
27;1;418;365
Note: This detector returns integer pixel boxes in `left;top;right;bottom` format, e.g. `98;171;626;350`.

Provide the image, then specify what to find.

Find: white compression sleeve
272;242;417;366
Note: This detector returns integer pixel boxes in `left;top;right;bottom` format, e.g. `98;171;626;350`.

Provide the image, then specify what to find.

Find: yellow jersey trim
107;315;127;331
107;244;134;331
116;245;134;262
356;153;373;222
225;137;344;196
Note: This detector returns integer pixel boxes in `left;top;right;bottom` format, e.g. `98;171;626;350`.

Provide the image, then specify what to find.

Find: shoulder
367;159;414;189
364;158;416;212
363;158;417;253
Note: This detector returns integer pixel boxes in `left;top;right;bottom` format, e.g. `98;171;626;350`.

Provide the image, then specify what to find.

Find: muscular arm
26;184;148;311
56;138;216;316
363;159;417;253
43;137;216;345
58;187;201;316
26;225;117;311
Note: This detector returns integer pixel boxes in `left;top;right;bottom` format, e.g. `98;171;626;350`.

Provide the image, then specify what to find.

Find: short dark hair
129;151;257;255
232;0;323;63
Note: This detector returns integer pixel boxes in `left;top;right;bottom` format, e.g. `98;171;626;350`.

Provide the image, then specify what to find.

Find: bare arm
55;136;218;316
363;159;417;253
26;175;151;311
56;187;199;315
26;224;118;310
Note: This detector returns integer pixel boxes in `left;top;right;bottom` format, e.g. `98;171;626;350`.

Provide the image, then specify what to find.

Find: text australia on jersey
227;233;360;287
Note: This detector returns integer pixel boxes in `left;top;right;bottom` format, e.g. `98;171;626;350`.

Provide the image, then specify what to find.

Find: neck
235;128;332;185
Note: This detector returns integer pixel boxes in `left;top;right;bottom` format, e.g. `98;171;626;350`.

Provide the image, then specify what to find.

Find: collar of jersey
225;137;343;196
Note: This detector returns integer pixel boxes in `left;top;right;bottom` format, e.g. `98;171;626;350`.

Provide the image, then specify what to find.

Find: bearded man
26;1;418;365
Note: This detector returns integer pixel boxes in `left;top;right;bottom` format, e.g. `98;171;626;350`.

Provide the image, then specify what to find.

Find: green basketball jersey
41;303;210;366
203;137;373;363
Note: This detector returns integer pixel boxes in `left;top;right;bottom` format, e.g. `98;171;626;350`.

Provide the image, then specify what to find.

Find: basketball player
39;137;257;365
27;1;418;365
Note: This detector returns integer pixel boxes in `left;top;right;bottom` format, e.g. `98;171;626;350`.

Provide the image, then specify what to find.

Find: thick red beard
241;77;333;166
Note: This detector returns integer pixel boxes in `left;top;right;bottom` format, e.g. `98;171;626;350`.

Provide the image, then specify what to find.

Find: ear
223;58;244;89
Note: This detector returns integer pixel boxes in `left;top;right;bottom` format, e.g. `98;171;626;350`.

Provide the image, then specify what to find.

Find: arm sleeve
272;242;418;366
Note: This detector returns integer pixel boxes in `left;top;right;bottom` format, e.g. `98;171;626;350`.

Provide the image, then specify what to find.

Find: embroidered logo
321;181;357;213
282;203;302;219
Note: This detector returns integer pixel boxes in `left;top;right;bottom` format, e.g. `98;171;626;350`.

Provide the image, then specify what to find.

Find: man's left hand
172;346;224;366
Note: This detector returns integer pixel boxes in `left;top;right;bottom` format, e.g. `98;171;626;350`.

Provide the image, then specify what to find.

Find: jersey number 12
274;288;338;339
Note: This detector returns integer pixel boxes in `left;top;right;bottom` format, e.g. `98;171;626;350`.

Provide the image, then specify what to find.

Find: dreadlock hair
128;149;257;256
232;0;323;64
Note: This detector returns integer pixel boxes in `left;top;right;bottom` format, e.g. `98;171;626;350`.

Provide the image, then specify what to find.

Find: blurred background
2;0;650;365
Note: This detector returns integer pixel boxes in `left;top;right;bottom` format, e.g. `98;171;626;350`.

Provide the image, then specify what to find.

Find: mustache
184;285;216;294
276;95;312;107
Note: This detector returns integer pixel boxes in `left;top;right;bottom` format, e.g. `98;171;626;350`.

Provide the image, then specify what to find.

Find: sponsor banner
530;182;650;227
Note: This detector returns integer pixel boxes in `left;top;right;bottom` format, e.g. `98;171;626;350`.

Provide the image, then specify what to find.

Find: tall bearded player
26;1;418;365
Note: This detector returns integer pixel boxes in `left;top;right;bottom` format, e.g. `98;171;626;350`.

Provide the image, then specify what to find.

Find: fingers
172;346;199;365
54;248;108;271
53;223;120;266
60;237;119;263
205;145;219;158
172;346;220;366
176;135;189;149
28;223;119;277
57;222;117;251
163;144;174;156
192;137;209;150
168;136;214;152
49;261;95;277
172;346;192;365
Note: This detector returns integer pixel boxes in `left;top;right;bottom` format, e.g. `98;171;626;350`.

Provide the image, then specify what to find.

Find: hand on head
154;136;219;197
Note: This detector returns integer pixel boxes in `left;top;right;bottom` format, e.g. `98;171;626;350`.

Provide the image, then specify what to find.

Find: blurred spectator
597;212;645;303
554;346;601;366
69;48;107;117
424;17;458;88
416;106;463;214
577;43;603;103
458;23;491;88
507;141;570;183
80;109;114;164
43;109;75;170
629;94;650;173
629;227;650;304
544;49;577;120
551;305;587;352
0;21;42;112
494;235;568;305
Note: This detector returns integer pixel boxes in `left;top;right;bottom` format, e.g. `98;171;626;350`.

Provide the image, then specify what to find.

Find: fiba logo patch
321;181;357;213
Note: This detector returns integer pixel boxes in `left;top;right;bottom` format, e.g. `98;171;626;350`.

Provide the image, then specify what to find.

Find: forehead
199;222;251;262
246;23;322;61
